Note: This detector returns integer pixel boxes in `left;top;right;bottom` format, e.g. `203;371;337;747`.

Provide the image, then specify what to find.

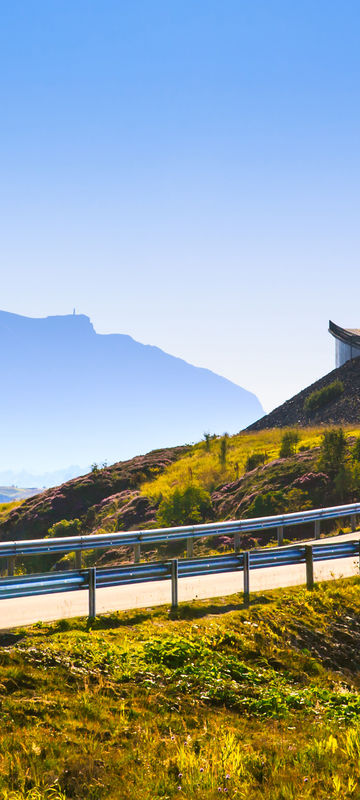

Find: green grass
1;578;360;797
141;426;360;502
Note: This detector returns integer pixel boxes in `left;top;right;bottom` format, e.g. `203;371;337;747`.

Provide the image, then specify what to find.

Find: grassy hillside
0;446;188;542
1;426;360;571
2;578;360;798
141;427;329;500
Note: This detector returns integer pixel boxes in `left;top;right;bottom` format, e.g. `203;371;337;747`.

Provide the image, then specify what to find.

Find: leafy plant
245;452;268;471
304;380;344;413
219;434;229;468
157;485;212;526
246;490;286;517
279;431;299;457
203;432;211;451
47;518;81;538
318;428;347;476
352;437;360;462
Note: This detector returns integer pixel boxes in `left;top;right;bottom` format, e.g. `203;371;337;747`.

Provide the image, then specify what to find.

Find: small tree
245;452;267;472
219;434;229;468
352;437;360;462
334;465;352;502
203;432;211;452
318;428;347;476
279;431;299;458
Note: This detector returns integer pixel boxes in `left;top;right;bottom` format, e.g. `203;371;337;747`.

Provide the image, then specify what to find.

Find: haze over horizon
1;2;359;417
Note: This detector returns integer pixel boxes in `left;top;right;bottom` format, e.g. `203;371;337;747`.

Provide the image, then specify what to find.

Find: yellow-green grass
2;578;360;798
0;500;23;523
142;426;360;502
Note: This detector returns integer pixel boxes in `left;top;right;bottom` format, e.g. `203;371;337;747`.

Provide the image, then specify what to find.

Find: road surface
0;531;359;630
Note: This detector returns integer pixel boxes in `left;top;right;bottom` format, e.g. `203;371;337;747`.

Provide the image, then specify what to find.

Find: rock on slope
247;357;360;431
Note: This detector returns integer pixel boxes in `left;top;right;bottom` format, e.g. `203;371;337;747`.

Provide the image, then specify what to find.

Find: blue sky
1;0;359;412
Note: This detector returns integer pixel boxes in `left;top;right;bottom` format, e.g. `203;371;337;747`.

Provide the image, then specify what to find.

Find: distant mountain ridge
0;486;41;503
0;310;263;471
0;466;87;489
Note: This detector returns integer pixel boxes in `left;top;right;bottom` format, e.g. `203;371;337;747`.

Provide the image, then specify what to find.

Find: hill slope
0;310;263;471
1;579;360;799
247;356;360;431
0;445;187;542
3;426;360;568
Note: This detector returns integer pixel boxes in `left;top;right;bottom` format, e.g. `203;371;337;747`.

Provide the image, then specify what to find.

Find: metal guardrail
1;539;359;620
1;502;360;572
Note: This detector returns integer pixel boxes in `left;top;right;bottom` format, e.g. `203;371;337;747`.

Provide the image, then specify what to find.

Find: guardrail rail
1;502;360;575
1;538;359;620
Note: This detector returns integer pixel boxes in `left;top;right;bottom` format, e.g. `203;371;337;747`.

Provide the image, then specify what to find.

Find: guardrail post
171;559;178;609
186;537;194;558
305;545;314;591
277;526;284;546
243;551;250;607
88;567;96;619
234;533;241;553
351;515;357;532
134;544;141;563
75;550;82;569
7;557;15;577
314;520;320;540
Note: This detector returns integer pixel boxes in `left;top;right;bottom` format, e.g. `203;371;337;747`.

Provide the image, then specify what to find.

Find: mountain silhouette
0;310;263;471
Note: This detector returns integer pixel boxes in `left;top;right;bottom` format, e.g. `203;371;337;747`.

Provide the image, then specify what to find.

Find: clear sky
1;0;359;412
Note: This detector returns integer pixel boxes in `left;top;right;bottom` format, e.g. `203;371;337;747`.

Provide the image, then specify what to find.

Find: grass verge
1;578;360;797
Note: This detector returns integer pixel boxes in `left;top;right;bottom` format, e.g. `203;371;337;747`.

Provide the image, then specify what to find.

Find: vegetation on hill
0;446;188;543
141;428;326;501
248;356;360;430
304;380;344;413
1;426;360;571
1;578;360;798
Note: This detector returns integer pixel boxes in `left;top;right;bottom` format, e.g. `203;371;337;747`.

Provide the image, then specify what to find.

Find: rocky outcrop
247;357;360;430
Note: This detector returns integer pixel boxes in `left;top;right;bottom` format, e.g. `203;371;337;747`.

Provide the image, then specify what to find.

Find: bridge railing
1;501;359;575
0;539;359;620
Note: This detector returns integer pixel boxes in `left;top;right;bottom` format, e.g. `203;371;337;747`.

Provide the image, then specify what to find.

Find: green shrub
47;518;82;538
219;434;229;468
246;490;286;518
157;485;212;527
245;452;268;471
318;428;347;476
203;432;211;451
304;380;344;413
352;437;360;462
279;430;299;457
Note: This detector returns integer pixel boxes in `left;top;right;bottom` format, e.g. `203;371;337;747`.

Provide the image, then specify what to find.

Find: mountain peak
0;310;263;471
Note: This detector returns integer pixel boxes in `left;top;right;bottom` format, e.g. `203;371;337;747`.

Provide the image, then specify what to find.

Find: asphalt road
0;531;359;630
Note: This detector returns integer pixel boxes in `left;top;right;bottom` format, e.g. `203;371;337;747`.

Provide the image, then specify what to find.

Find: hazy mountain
0;466;87;489
0;310;263;472
0;486;42;503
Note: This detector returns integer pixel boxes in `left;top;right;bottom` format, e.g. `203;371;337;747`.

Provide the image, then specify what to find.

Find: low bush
304;380;344;413
279;430;299;457
352;437;360;462
157;485;212;527
47;518;82;538
246;490;286;518
245;452;268;471
318;428;347;476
